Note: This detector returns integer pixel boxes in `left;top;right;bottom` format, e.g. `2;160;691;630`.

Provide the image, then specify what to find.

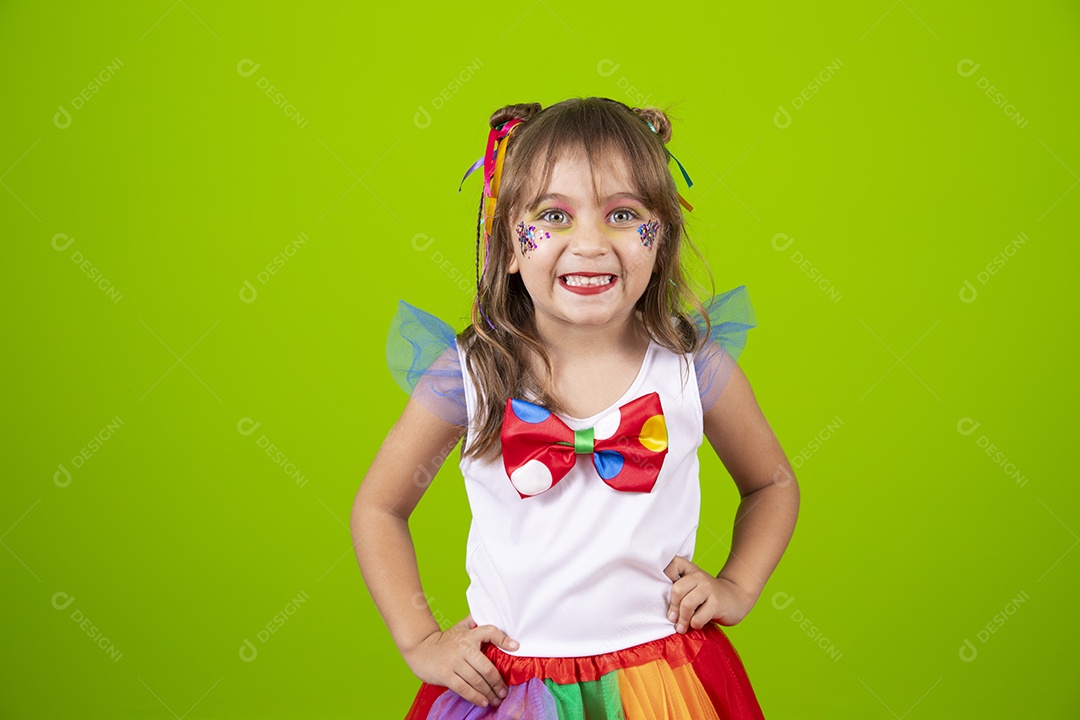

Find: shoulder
691;335;737;409
408;338;469;428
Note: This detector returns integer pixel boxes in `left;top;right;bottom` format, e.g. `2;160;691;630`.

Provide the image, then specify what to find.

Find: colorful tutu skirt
404;622;765;719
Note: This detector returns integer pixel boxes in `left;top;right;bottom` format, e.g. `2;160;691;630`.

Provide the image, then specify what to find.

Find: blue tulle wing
386;300;468;426
691;284;757;360
692;285;757;411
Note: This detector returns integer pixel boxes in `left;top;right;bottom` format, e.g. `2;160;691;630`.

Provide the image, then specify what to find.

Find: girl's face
508;149;659;338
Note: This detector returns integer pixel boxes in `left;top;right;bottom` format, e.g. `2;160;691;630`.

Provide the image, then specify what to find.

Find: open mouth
559;274;617;288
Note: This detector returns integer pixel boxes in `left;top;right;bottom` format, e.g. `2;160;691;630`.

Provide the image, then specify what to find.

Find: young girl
353;97;800;719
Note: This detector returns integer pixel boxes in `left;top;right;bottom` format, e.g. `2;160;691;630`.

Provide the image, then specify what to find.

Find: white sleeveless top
458;340;707;657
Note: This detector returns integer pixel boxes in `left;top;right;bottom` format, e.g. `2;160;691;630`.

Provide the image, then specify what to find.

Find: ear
507;238;520;274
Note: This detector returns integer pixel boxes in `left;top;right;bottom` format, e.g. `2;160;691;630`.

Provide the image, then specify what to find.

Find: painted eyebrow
533;192;644;207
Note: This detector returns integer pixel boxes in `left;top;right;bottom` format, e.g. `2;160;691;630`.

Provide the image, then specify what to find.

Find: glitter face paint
515;221;549;256
637;219;659;249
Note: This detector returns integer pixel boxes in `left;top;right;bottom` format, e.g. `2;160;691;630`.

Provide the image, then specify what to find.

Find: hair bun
489;102;543;128
632;106;672;143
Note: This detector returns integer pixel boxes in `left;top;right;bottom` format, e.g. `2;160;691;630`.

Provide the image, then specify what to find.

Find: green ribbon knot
573;427;594;455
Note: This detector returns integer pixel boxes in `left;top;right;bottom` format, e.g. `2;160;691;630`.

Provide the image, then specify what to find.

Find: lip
558;272;618;296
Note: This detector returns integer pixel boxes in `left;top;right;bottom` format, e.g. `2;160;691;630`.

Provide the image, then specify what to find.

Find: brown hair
458;96;714;461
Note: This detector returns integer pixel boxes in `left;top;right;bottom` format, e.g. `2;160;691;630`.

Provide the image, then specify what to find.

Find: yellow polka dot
639;415;668;452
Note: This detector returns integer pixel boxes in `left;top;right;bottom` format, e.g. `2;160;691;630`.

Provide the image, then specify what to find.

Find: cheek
620;242;659;280
515;221;550;256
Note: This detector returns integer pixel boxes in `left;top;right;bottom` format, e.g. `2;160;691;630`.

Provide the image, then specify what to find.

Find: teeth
562;274;614;287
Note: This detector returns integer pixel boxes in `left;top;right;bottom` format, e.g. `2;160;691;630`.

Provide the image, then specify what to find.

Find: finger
463;647;511;706
676;586;706;632
666;572;696;623
469;625;518;696
662;555;687;583
474;623;520;652
686;597;716;630
447;671;493;709
667;583;682;624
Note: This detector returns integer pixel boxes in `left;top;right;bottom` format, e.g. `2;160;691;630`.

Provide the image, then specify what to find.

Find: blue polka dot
593;450;624;480
511;399;551;424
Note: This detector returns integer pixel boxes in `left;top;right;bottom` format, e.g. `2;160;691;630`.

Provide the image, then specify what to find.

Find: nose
568;219;611;258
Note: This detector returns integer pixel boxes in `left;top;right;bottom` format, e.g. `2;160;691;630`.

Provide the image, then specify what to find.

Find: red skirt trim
484;625;705;685
404;622;766;719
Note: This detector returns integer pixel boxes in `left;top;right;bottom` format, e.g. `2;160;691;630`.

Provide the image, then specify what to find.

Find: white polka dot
510;460;553;496
592;409;621;441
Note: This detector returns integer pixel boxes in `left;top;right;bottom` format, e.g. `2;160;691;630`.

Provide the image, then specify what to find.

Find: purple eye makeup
637;219;659;249
516;221;549;256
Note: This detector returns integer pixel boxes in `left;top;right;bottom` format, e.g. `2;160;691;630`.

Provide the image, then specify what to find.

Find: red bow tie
500;392;669;498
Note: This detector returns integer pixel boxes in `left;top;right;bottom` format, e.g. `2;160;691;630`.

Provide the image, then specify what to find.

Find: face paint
637;219;659;249
515;221;549;256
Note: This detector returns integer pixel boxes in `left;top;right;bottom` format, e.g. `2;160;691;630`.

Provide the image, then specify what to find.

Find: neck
532;311;649;362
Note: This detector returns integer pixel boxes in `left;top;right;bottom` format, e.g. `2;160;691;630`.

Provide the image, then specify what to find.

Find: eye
610;208;640;223
538;209;568;224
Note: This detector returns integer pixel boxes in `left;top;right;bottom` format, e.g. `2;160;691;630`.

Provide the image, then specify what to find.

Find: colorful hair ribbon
458;118;525;330
457;117;525;239
645;120;694;213
486;119;523;238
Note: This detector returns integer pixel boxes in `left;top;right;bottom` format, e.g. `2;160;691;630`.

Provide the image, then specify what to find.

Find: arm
353;396;518;709
350;394;466;655
702;360;800;608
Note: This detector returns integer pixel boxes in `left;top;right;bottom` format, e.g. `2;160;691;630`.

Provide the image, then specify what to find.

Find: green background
2;2;1077;718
